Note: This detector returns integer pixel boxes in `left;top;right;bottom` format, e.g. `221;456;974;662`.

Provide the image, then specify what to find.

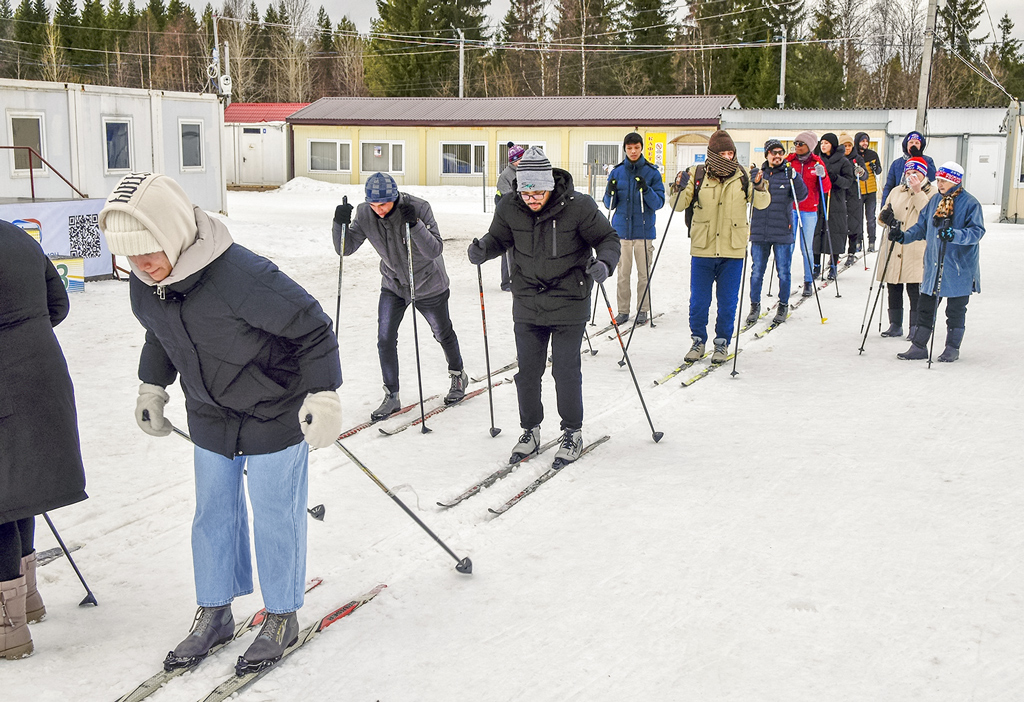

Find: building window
243;127;261;134
9;113;45;171
179;120;204;170
309;140;351;172
361;141;403;174
103;118;133;172
585;142;620;174
441;142;486;175
497;142;548;175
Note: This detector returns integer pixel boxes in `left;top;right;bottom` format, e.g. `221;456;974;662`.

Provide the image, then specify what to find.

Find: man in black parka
0;220;87;660
100;173;341;675
468;147;619;467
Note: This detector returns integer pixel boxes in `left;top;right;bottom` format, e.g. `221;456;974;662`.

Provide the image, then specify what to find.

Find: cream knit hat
101;209;163;258
99;172;198;268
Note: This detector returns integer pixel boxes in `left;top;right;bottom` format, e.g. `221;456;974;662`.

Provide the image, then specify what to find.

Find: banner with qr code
0;199;110;280
51;258;85;293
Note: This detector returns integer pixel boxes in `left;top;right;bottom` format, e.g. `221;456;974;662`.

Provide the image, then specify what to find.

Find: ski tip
456;557;473;575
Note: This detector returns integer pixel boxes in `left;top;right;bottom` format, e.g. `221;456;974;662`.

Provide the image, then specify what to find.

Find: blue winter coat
901;185;984;298
881;133;937;204
132;240;341;459
602;155;665;240
749;161;808;245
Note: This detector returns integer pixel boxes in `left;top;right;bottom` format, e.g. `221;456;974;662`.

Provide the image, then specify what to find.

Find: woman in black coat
813;133;853;279
0;220;87;659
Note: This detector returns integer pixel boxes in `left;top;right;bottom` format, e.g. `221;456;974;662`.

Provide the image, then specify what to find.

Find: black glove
467;238;487;265
586;259;609;284
749;165;761;182
397;196;417;226
604;179;617;201
334;203;353;226
878;205;897;229
674;170;690;189
870;161;881;175
785;162;797;180
939;227;955;243
634;176;646;193
887;224;903;243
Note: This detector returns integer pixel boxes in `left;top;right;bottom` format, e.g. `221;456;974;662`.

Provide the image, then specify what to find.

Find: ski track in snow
8;178;1024;701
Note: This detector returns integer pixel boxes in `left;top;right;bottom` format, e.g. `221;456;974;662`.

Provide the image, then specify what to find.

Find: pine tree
785;0;845;107
493;0;547;96
0;0;13;78
53;0;81;77
937;0;986;59
617;0;674;95
79;0;106;83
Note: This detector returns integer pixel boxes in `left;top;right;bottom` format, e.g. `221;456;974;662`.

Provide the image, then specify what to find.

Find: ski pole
638;188;655;328
766;246;775;297
792;179;827;324
42;513;97;606
927;237;948;369
146;411;326;521
731;243;749;378
617;185;685;367
405;222;430;434
474;251;501;438
589;291;599;327
858;236;898;354
334;441;472;574
860;224;889;335
582;327;597;355
334;195;347;333
598;278;663;443
819;182;841;298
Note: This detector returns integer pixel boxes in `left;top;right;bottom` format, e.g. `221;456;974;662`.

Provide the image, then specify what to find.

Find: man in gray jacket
494;142;525;291
333;172;468;420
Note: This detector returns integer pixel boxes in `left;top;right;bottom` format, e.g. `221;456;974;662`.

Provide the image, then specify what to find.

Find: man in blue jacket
100;173;342;675
891;162;984;362
746;139;808;327
603;132;665;325
881;131;937;205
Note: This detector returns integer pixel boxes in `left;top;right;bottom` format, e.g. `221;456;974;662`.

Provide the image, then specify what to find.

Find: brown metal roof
287;95;738;127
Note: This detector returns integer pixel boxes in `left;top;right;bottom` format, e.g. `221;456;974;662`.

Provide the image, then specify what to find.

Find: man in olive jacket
672;130;770;363
468;147;619;467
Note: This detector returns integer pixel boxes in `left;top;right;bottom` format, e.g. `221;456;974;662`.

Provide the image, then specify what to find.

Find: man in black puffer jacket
100;172;342;675
468;147;619;468
746;139;808;327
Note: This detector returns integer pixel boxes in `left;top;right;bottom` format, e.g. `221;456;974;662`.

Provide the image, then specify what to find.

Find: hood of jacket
132;208;233;287
902;132;928;156
855;131;871;154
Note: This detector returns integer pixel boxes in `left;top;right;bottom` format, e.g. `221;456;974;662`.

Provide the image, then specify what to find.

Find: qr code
69;214;101;258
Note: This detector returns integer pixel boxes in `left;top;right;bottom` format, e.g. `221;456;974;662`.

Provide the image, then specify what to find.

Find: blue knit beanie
365;172;399;203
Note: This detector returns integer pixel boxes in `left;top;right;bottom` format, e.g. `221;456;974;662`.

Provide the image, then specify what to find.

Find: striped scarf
706;150;738;180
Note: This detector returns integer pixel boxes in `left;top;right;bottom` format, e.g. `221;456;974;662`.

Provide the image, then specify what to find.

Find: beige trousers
616;239;654;314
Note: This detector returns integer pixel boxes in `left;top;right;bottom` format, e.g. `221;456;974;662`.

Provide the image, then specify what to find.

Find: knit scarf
933;187;962;226
706;150;738;180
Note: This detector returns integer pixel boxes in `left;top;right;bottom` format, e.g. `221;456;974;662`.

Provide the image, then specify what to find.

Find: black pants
0;517;35;581
887;282;921;326
513;322;585;431
862;193;877;244
916;293;969;331
500;252;511;288
378;288;463;393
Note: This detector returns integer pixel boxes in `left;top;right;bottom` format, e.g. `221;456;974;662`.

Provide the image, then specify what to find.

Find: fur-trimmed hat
708;129;736;155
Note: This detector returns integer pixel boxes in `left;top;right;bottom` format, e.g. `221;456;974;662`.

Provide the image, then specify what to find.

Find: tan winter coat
877;182;937;284
672;166;770;259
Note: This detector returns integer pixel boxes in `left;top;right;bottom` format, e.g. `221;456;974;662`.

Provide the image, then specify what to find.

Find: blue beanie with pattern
365;172;399;203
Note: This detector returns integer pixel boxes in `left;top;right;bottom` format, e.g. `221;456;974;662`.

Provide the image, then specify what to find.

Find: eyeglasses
520;192;546;201
793;141;805;147
768;149;786;155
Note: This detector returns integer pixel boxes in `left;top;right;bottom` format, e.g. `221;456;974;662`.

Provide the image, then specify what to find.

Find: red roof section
224;103;309;123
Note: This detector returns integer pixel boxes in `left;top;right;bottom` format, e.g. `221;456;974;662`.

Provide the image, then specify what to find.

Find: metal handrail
0;146;88;200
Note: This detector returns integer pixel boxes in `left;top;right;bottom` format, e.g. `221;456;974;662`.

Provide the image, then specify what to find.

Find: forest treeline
0;0;1020;107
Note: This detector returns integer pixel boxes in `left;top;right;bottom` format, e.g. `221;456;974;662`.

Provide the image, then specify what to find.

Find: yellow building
286;95;740;193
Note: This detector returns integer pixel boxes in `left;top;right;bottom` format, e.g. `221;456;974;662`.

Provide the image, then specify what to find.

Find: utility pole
458;28;465;98
777;25;787;108
211;14;221;95
915;0;940;133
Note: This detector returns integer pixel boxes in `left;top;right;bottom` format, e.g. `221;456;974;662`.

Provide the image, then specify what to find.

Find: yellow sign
51;257;85;293
644;133;668;183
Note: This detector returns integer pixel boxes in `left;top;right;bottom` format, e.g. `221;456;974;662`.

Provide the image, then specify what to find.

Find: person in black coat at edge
0;221;88;660
813;133;853;280
99;172;342;675
839;132;869;264
468;147;619;468
855;132;883;252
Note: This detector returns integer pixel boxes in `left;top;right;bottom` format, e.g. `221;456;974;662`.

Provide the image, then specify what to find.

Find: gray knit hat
516;146;555;192
365;172;399;203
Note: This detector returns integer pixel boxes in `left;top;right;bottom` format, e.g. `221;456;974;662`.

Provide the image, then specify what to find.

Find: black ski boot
801;282;813;297
444;369;469;405
370;387;401;421
236;611;298;676
613;312;629;325
867;239;876;253
812;263;821;280
880;309;903;337
772;304;788;326
845;253;857;267
744;302;761;327
509;425;541;463
635;311;649;326
164;605;234;670
897;325;931;360
937;327;964;362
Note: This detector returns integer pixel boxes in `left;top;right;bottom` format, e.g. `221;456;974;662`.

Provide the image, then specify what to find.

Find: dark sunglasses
768;148;786;155
793;140;805;147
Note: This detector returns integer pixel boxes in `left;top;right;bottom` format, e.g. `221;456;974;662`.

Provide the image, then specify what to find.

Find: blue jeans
378;288;463;393
689;257;743;343
792;209;818;282
192;442;308;614
750;242;794;305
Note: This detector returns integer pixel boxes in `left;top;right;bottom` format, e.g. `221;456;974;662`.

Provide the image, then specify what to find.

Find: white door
240;129;264;185
966;138;1002;205
675;144;707;173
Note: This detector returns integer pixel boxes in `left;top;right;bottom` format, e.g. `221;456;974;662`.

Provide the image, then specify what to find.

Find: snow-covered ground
7;178;1024;701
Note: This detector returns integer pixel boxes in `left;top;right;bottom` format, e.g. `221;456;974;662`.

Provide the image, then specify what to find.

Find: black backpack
680;165;749;236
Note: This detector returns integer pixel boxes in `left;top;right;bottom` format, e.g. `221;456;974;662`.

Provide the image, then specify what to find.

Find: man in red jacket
785;131;832;297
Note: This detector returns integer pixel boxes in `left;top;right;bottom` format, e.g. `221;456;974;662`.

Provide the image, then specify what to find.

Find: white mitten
135;383;172;437
298;391;342;449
